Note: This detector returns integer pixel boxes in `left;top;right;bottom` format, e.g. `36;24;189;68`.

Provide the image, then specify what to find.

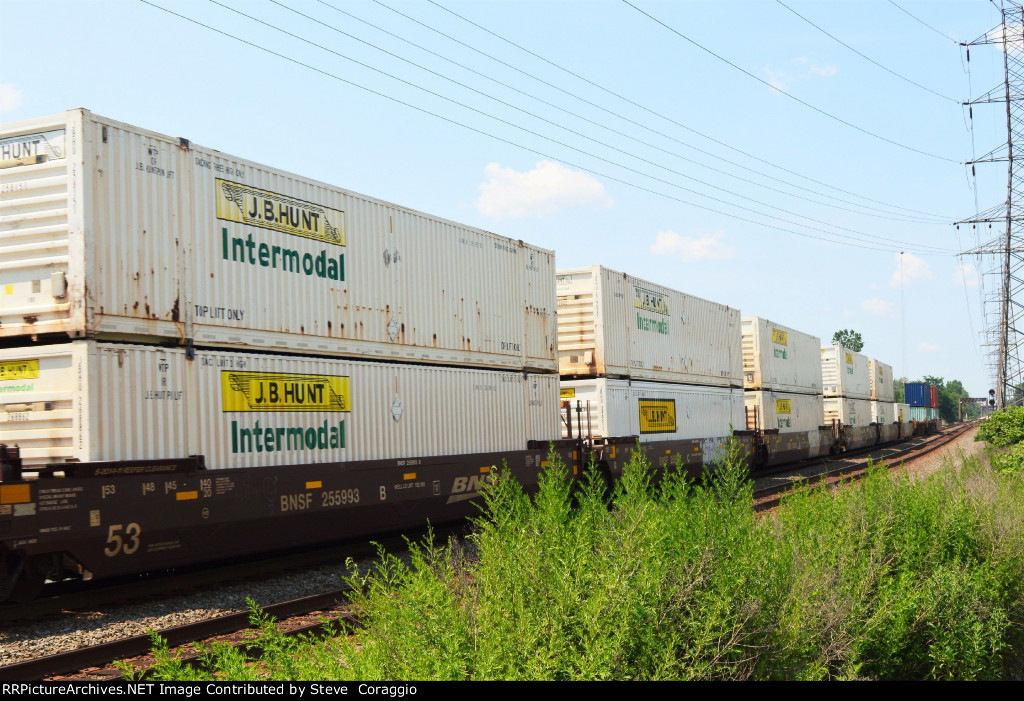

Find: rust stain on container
171;297;180;322
23;315;37;325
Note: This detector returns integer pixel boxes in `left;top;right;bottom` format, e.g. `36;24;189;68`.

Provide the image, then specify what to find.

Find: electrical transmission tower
958;1;1024;409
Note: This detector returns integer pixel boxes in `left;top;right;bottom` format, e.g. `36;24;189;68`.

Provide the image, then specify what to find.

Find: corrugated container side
556;266;741;386
820;346;871;399
0;341;560;470
893;403;909;422
741;317;822;394
871;400;892;424
744;391;823;433
908;406;934;422
559;378;743;442
869;359;894;402
905;382;931;407
823;397;874;426
930;386;939;408
1;110;557;372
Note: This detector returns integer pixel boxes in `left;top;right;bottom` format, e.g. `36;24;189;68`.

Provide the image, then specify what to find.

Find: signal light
990;389;996;397
990;399;996;407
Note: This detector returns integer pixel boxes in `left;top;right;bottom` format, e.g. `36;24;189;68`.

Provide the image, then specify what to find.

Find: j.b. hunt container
743;391;824;433
741;317;821;394
820;346;871;399
558;378;744;443
556;266;741;387
0;341;560;471
869;359;894;402
823;397;874;427
0;110;555;372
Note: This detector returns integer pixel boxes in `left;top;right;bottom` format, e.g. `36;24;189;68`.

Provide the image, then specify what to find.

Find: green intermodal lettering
222;228;344;282
230;419;345;454
636;312;669;335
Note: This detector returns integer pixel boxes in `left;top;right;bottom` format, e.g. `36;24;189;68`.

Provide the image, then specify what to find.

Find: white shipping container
559;378;744;444
823;397;874;427
820;346;871;399
0;342;561;471
744;391;824;433
871;400;892;424
556;266;741;387
893;403;910;422
0;110;556;372
741;317;822;394
869;359;894;402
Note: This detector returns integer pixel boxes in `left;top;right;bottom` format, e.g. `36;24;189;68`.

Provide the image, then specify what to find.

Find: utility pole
957;1;1024;410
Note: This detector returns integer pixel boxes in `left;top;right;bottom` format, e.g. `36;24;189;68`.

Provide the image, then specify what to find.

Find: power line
420;0;954;220
259;0;953;251
136;0;952;256
310;0;946;226
888;0;962;45
621;0;961;163
774;0;960;104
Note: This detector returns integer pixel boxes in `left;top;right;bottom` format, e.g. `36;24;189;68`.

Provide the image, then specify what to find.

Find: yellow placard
560;388;576;399
638;399;676;434
775;399;792;414
221;371;351;412
845;352;853;365
632;285;670;316
771;328;788;346
216;178;345;246
0;484;30;504
0;360;38;382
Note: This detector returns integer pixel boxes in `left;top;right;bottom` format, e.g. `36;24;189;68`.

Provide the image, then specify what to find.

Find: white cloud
650;230;737;262
987;25;1024;54
955;263;980;287
0;84;23;114
890;252;934;287
794;56;837;77
919;342;938;353
762;65;790;92
861;297;894;317
475;161;612;218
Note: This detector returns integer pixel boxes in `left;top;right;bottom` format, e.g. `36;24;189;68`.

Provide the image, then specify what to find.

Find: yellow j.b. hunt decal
771;328;788;345
560;388;576;399
216;178;345;246
633;285;670;315
221;371;351;412
845;352;853;365
0;360;38;381
638;399;676;434
775;399;792;414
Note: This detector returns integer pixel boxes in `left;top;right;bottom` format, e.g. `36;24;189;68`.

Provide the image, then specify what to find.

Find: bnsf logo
452;474;493;494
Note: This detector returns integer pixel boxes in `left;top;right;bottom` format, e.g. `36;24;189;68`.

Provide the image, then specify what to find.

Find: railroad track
0;589;355;681
752;421;978;511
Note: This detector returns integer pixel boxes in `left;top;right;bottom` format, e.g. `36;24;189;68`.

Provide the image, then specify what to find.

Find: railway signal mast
958;1;1024;410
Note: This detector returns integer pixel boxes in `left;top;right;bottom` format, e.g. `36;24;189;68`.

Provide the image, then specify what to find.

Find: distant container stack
821;346;874;427
905;382;934;407
740;317;823;433
557;266;743;442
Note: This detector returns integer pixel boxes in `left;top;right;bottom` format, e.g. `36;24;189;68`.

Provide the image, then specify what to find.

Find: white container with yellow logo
743;391;823;433
869;359;894;402
823;397;874;427
741;317;822;394
0;341;560;470
556;266;741;387
820;346;871;399
0;110;556;373
559;377;743;443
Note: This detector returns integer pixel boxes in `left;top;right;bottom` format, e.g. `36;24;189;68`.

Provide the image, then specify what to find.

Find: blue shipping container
905;382;931;407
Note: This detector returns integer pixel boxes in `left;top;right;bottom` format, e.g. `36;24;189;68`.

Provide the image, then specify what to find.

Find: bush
976;407;1024;447
141;442;1024;680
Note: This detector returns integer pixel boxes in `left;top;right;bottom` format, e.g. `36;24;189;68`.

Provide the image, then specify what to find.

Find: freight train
0;111;940;603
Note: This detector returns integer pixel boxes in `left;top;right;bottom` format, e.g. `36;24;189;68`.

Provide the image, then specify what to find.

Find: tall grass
142;441;1024;680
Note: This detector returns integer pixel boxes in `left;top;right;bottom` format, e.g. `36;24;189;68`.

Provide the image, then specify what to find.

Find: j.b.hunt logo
216;179;344;246
222;370;351;455
221;371;350;412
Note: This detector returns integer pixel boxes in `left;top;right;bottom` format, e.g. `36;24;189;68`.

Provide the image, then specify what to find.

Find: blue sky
0;0;1009;395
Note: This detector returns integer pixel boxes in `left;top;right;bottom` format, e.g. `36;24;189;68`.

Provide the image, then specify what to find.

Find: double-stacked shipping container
0;110;562;470
740;317;823;434
556;266;743;444
820;346;873;426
